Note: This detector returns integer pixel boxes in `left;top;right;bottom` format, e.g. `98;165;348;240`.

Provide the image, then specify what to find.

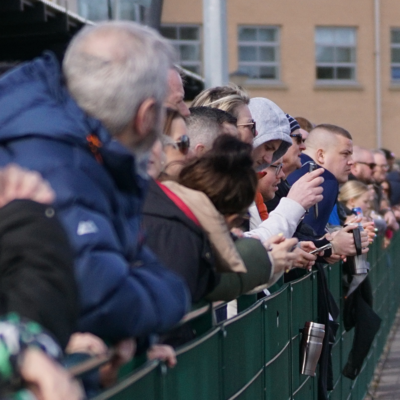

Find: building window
315;27;356;81
78;0;142;22
160;25;202;75
391;29;400;81
237;26;280;81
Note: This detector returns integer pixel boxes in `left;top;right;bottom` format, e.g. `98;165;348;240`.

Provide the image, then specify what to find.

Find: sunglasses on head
289;133;305;145
237;120;257;137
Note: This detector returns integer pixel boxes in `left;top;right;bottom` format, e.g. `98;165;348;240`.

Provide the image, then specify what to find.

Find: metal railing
79;233;399;400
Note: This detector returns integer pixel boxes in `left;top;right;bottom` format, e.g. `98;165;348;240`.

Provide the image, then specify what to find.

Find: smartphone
309;243;332;255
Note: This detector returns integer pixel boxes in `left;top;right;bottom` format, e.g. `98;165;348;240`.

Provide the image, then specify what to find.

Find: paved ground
365;312;400;400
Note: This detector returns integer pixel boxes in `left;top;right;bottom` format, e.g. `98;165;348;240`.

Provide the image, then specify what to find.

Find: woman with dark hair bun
143;135;296;308
144;135;256;303
178;134;257;223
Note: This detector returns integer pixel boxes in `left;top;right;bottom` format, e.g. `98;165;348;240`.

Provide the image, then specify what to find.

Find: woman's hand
292;241;318;271
147;344;177;368
264;235;298;274
66;332;108;356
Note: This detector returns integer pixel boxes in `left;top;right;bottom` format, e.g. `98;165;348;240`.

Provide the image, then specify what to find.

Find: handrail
68;350;115;378
66;234;398;400
67;300;226;377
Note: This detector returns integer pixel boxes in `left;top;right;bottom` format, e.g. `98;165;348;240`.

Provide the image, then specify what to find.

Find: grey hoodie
249;97;292;169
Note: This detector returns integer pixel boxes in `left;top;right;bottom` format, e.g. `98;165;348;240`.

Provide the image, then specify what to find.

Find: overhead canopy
0;0;203;98
0;0;89;62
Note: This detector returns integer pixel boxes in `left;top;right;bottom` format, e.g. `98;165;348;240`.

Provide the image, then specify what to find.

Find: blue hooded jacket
287;154;339;237
0;53;190;340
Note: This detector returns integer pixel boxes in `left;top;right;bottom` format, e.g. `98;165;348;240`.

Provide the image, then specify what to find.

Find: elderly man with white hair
0;22;189;340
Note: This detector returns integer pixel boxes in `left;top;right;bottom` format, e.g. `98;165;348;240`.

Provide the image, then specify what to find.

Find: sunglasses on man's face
289;133;305;145
162;134;191;155
237;120;257;137
356;161;376;170
175;134;190;155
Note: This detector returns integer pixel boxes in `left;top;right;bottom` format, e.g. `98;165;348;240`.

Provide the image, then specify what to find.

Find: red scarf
156;181;200;226
255;171;269;221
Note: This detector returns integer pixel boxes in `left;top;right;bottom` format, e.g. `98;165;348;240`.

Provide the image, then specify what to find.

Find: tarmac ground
365;310;400;400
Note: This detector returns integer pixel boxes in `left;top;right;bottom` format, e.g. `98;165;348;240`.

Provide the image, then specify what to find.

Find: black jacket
0;200;78;348
143;180;219;303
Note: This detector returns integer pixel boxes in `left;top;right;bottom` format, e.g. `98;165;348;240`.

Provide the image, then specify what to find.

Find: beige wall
162;0;400;155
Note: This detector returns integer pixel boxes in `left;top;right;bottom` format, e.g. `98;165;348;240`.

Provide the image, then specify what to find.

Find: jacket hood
0;52;111;147
249;97;292;164
0;52;143;194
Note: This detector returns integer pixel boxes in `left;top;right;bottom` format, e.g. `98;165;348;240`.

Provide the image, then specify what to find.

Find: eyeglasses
237;119;257;137
162;134;191;155
268;162;283;177
176;135;190;155
356;161;376;170
376;164;389;171
289;133;305;145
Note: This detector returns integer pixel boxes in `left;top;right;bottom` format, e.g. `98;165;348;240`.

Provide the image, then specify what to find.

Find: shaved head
304;124;353;183
304;124;352;154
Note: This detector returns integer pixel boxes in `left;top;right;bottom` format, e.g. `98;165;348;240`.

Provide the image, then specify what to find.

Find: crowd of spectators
0;20;398;400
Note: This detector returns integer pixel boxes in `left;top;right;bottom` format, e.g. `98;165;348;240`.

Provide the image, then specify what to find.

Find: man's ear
194;143;206;157
315;149;325;165
133;98;157;140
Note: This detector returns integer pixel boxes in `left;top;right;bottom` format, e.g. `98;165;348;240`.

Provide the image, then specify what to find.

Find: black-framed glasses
356;161;376;170
289;133;305;145
268;162;283;177
237;119;257;137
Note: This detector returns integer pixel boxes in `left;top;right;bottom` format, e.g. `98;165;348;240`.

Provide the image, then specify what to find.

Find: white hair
63;21;176;136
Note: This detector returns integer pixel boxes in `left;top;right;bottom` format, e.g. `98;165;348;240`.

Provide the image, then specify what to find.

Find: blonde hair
191;84;249;118
338;180;369;204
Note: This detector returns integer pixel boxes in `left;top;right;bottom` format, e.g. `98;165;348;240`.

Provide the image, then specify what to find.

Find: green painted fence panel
221;300;265;400
292;375;316;400
90;235;400;400
265;345;291;400
233;371;265;400
264;285;291;400
264;286;291;362
331;336;342;393
93;361;161;400
163;328;221;400
290;273;315;396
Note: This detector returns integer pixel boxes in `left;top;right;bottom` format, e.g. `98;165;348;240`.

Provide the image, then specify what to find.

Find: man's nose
264;153;273;165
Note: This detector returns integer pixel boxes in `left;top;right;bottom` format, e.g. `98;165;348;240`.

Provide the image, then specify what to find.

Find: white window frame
237;26;280;82
160;25;202;75
315;27;357;83
391;28;400;82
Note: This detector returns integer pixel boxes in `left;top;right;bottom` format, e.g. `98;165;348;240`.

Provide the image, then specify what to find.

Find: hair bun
208;134;253;173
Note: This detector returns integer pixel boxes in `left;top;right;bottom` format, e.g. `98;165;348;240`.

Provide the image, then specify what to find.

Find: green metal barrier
93;233;400;400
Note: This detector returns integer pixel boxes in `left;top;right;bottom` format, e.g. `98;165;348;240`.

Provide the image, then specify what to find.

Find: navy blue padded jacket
0;53;190;341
